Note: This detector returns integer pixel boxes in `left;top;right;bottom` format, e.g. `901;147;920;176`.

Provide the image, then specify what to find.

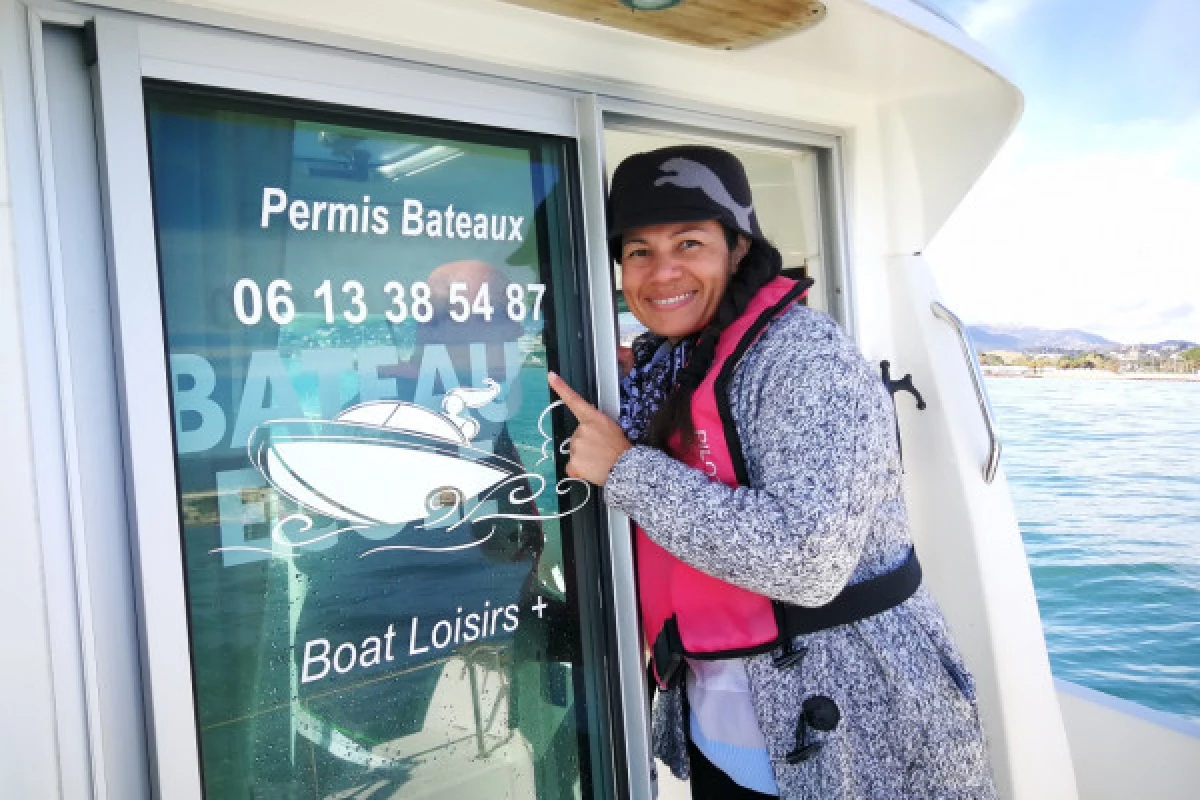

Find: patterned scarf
618;332;694;445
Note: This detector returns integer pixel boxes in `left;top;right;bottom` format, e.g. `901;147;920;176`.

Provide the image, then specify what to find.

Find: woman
548;145;995;799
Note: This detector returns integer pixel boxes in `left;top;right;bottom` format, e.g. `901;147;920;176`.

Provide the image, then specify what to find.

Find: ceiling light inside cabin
620;0;682;10
377;145;463;180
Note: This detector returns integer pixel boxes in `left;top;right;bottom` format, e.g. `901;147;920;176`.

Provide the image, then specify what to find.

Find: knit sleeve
603;310;897;607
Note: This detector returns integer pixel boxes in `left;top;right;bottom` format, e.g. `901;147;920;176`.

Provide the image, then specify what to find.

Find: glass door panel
144;82;610;800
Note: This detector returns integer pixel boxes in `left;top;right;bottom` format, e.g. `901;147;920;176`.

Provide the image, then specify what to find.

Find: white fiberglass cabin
1;1;1196;798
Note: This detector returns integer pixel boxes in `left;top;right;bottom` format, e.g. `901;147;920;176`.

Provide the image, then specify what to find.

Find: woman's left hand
548;371;632;486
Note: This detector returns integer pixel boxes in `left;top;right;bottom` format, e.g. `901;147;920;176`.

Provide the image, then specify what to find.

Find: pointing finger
547;371;598;419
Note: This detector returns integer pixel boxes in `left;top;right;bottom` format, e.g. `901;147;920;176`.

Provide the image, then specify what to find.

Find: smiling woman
618;221;747;341
606;128;830;358
549;144;997;799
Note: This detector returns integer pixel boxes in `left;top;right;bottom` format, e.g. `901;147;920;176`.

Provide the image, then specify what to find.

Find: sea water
985;375;1200;722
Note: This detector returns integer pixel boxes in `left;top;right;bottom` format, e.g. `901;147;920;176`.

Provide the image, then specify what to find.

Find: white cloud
926;115;1200;344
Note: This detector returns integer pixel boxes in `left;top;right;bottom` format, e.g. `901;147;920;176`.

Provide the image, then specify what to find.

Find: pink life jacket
635;276;924;689
637;276;808;683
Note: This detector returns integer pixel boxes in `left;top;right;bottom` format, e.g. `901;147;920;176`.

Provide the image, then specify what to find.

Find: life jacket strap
777;547;922;637
651;616;686;690
649;548;922;686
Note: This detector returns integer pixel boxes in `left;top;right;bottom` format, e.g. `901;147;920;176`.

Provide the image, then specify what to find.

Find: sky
922;0;1200;344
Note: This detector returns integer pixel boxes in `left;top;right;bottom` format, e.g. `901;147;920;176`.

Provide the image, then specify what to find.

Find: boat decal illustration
209;381;587;558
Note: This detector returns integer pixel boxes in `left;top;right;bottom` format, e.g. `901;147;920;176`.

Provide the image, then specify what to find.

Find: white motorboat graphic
226;381;587;558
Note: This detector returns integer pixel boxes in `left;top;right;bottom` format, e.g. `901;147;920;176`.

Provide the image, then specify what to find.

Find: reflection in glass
146;84;609;799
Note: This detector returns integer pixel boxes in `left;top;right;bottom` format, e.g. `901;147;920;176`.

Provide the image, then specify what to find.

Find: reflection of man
381;259;529;423
386;258;522;363
278;257;545;794
426;260;513;328
389;258;542;562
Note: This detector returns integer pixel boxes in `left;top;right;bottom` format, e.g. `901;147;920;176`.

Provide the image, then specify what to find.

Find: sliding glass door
142;83;609;800
88;17;624;795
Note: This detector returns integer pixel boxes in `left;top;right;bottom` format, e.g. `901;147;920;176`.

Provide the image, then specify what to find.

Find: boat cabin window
143;82;614;799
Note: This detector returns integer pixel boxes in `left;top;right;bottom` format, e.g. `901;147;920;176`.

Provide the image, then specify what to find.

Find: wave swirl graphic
211;396;587;560
209;471;588;560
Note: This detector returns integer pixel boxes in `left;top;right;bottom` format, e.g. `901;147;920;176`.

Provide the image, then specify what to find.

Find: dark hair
641;228;782;452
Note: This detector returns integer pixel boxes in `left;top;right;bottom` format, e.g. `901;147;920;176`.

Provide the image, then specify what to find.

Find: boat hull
249;420;524;526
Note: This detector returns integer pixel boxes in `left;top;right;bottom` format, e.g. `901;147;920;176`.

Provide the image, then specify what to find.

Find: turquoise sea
985;375;1200;722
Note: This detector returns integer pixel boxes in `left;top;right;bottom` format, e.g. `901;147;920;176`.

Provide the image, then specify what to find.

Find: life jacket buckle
772;638;807;670
651;617;685;690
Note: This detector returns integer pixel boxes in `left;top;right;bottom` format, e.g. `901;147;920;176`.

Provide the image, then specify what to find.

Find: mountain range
966;325;1196;353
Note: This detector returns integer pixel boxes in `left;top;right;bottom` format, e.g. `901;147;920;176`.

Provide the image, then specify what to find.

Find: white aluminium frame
86;12;636;800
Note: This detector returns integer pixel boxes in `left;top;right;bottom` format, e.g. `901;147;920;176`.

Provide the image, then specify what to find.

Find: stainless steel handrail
931;302;1002;483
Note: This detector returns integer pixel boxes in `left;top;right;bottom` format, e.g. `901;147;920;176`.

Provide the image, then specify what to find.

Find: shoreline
982;368;1200;382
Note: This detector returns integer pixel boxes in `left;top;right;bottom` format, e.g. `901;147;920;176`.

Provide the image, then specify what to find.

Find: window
145;82;612;800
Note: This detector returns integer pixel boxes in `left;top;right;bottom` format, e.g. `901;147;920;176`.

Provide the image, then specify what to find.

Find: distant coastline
983;367;1200;382
969;324;1199;379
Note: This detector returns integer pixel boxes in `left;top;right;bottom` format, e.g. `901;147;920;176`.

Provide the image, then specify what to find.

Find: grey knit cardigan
605;304;997;799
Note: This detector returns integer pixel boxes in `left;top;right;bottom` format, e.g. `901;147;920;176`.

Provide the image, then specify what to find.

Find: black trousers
687;738;778;800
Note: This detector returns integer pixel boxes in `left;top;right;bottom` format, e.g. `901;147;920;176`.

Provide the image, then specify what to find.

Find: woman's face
620;220;746;339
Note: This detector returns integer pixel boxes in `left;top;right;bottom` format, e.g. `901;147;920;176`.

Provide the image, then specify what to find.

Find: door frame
87;13;623;799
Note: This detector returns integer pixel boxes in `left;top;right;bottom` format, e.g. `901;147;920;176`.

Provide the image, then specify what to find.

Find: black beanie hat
607;145;767;261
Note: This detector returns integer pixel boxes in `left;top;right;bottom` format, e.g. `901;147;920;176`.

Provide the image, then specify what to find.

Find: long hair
643;229;782;452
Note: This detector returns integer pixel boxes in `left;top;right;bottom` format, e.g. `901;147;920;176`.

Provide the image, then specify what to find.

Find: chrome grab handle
931;302;1001;483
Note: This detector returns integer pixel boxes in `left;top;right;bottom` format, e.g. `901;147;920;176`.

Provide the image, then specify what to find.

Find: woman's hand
547;371;632;487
